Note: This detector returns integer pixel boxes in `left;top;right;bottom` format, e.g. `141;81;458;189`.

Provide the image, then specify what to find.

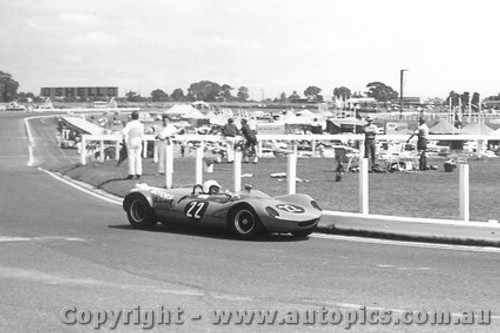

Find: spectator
240;118;258;164
407;117;429;171
156;114;177;175
363;116;377;168
221;118;240;163
122;111;144;179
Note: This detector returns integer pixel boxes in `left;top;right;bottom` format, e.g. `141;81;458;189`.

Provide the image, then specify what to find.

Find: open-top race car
122;180;322;239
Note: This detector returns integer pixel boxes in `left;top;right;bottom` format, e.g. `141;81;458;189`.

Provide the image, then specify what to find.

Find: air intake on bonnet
298;219;317;227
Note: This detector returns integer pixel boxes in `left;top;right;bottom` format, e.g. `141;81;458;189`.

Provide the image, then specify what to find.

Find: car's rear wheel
228;205;261;239
126;195;158;229
292;227;315;238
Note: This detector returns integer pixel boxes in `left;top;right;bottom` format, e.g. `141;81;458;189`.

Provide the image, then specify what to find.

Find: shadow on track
107;223;310;243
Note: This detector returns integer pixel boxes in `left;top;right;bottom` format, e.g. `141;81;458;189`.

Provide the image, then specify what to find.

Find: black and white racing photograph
1;0;500;332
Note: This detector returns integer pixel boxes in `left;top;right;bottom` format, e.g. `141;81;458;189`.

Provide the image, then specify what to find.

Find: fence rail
79;133;500;165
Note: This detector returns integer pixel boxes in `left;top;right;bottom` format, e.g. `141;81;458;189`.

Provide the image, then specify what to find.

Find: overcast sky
1;0;500;100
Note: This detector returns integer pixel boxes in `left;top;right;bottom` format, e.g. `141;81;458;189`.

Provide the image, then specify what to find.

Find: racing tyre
228;205;261;239
126;195;158;229
292;228;315;238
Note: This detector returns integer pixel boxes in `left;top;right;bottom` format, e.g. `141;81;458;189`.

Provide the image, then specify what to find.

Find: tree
188;80;221;102
17;91;41;103
151;89;169;102
279;92;288;103
0;71;19;102
237;86;249;102
220;84;233;101
471;92;480;110
445;90;461;107
352;91;364;98
332;86;351;100
461;91;470;108
365;82;395;102
289;90;300;101
304;86;322;102
125;90;140;102
365;82;398;102
170;88;185;102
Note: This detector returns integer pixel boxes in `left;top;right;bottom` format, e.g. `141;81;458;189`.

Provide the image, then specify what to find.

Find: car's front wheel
228;205;261;239
126;194;158;229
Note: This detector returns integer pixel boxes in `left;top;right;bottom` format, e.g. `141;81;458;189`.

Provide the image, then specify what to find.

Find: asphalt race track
0;112;499;332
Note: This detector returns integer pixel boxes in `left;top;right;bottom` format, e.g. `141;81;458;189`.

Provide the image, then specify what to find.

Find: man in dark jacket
240;118;258;163
222;118;239;162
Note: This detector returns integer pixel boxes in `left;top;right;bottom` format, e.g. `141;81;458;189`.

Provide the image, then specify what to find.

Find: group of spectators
121;111;260;180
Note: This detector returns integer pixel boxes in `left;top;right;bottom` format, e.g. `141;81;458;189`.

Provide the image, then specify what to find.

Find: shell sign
40;87;118;98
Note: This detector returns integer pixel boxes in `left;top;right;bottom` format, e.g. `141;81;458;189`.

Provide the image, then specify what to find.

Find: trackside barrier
234;152;242;192
165;144;174;189
287;153;297;194
359;158;369;215
195;147;204;185
319;211;500;245
459;164;469;222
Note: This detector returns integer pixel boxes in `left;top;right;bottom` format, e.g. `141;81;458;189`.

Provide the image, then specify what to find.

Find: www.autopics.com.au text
60;305;492;329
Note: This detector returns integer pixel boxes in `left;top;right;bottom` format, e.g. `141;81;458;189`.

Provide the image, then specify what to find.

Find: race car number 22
185;201;208;221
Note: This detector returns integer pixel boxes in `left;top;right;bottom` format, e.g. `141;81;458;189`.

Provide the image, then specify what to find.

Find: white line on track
39;168;122;206
0;236;86;243
311;233;500;253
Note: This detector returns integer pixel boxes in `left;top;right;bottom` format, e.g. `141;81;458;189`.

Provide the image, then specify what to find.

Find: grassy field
49;155;500;222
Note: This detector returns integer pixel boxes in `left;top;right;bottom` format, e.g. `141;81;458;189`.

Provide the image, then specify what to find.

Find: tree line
0;69;487;108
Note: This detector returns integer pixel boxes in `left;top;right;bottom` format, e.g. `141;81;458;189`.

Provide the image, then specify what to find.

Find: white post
358;139;365;161
115;139;120;161
359;158;369;214
80;135;87;165
459;164;469;222
195;146;203;185
292;141;298;155
165;143;174;189
257;140;263;158
287;153;297;194
153;141;158;163
99;140;105;162
167;143;174;173
234;151;242;192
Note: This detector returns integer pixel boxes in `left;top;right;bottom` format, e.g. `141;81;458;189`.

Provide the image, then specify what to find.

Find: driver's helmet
203;180;221;194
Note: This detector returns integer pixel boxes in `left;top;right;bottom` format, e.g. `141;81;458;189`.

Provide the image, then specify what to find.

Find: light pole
399;69;408;117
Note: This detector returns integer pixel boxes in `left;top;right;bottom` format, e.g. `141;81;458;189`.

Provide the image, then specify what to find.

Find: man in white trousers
122;111;145;179
221;118;239;163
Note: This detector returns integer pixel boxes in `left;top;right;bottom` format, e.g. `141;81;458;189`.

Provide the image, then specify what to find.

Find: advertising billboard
40;87;118;98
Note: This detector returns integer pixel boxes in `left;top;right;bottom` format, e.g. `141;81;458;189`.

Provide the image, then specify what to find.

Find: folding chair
378;142;403;171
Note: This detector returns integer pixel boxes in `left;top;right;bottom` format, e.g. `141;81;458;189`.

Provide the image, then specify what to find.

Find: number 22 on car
184;201;208;221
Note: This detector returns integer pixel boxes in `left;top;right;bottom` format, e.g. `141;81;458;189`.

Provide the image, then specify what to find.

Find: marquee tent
429;120;459;134
459;123;494;135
